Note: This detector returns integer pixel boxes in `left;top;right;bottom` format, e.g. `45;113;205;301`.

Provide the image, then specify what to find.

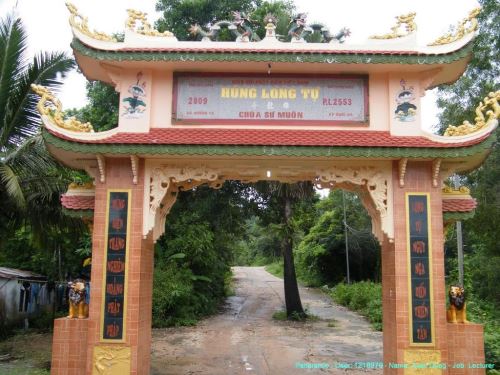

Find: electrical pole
457;221;464;286
342;191;351;284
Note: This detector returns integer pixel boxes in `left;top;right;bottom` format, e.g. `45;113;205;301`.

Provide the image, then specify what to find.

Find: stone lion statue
447;285;468;324
67;279;89;319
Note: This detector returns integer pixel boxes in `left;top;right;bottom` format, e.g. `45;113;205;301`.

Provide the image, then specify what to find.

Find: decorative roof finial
370;12;416;39
263;13;277;39
66;2;116;42
428;7;480;46
288;13;351;43
126;9;175;37
444;91;500;136
31;84;94;133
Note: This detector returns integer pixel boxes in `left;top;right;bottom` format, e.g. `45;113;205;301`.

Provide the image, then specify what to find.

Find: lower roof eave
43;129;495;174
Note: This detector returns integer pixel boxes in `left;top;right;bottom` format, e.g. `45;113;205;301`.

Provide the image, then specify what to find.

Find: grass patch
265;261;283;278
327;319;338;327
272;309;319;322
327;281;382;331
272;310;287;320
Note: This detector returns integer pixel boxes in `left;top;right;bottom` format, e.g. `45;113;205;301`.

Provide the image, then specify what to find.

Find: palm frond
1;51;75;149
0;162;26;208
1;135;68;209
0;15;28;148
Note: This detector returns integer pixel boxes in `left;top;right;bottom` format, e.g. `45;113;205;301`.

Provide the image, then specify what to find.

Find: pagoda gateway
34;4;499;375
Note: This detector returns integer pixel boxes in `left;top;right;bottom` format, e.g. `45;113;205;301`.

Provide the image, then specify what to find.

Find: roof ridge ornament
442;185;471;195
66;2;117;42
125;9;174;37
444;91;500;136
428;8;480;46
31;84;94;133
369;12;416;39
189;11;260;42
288;13;350;43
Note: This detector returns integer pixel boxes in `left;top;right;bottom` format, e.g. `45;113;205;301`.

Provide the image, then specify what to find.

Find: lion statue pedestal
67;280;89;319
447;285;468;324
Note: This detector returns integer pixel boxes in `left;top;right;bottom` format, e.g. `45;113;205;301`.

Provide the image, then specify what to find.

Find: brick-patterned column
84;158;153;375
51;319;89;374
384;161;450;374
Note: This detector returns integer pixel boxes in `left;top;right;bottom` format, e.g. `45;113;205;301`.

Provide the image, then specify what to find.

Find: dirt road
151;266;382;375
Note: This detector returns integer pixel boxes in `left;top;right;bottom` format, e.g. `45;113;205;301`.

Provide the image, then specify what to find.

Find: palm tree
256;181;315;318
0;14;76;242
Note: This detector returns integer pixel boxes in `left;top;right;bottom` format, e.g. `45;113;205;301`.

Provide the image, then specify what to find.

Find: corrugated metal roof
0;267;47;281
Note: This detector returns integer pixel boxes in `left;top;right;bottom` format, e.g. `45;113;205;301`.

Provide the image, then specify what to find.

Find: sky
0;0;479;130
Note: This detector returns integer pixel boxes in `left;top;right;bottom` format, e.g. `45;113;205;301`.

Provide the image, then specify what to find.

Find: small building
0;267;52;323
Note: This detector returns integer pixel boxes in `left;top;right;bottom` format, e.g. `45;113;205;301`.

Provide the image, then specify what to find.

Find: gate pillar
82;157;154;375
385;161;485;374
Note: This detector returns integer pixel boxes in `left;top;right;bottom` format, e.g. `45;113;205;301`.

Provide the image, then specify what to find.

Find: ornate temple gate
35;4;498;374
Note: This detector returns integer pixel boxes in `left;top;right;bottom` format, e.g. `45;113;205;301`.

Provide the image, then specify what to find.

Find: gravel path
151;266;383;375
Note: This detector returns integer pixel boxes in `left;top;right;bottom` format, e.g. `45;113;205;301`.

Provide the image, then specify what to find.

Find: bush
330;281;382;331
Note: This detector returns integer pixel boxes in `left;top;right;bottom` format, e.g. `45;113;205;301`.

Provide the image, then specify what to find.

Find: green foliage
233;217;283;265
329;282;382;331
439;0;499;311
66;81;118;132
0;13;84;271
437;3;499;366
156;0;256;40
294;190;380;287
152;182;254;326
466;298;500;368
265;260;283;278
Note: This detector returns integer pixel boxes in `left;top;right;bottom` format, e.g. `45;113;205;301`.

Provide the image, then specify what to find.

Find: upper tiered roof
68;4;480;89
30;4;499;173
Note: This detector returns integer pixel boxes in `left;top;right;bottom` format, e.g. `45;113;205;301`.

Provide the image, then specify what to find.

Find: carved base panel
403;349;441;375
92;346;131;375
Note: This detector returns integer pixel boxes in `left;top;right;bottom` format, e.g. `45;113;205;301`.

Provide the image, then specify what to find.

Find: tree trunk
282;197;305;318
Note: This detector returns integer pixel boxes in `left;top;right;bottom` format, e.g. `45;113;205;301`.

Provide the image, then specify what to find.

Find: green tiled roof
71;38;474;65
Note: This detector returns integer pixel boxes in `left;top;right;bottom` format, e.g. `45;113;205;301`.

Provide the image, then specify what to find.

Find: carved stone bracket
399;158;408;187
432;159;442;188
130;155;139;184
144;166;220;242
96;154;106;183
316;167;392;242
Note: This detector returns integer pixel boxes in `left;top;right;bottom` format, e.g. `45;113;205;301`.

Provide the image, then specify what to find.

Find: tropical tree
255;181;315;318
436;1;499;365
436;0;499;304
66;81;119;132
0;14;76;243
